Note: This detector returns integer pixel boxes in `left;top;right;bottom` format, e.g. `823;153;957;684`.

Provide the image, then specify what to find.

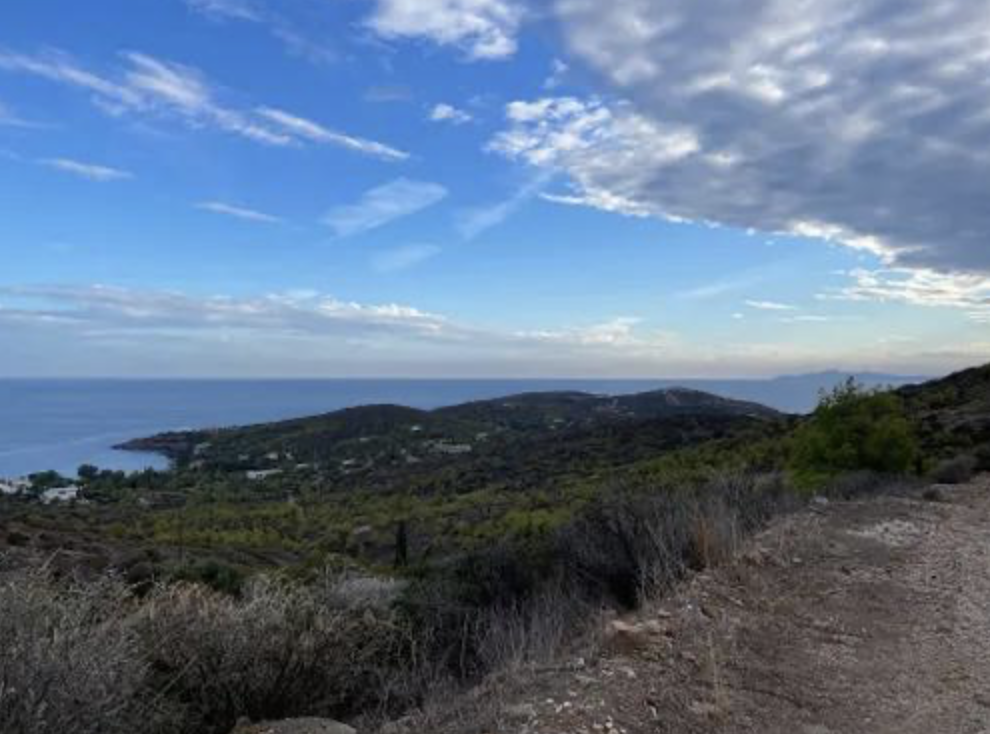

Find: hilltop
115;387;782;498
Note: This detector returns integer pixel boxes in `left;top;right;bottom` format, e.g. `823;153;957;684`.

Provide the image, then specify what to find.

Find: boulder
603;618;664;654
232;718;356;734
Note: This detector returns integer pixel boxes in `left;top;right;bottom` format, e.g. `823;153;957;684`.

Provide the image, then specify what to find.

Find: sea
0;373;922;478
0;379;676;478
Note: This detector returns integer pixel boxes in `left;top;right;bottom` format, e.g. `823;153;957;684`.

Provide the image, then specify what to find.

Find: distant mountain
644;372;927;414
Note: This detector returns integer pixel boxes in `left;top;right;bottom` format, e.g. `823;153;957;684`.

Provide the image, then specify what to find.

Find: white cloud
39;158;133;182
0;99;34;127
0;285;667;361
0;48;401;157
516;317;664;349
824;267;990;322
490;97;701;219
489;0;990;275
0;285;454;341
456;172;550;239
544;59;569;90
367;0;525;61
185;0;263;22
256;107;408;161
196;201;281;223
185;0;337;66
4;283;988;377
744;300;797;311
429;103;473;125
323;178;448;237
372;244;442;273
0;48;141;109
120;52;293;146
779;314;832;324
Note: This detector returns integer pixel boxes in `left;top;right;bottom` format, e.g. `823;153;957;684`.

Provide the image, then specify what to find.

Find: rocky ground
425;477;990;734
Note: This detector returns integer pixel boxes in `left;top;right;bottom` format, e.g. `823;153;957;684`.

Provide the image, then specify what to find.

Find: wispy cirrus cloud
456;172;550;240
324;178;448;237
366;0;525;61
256;107;408;161
185;0;263;22
372;244;442;273
0;99;37;128
744;300;797;312
0;47;402;158
39;157;133;182
184;0;337;66
196;201;280;223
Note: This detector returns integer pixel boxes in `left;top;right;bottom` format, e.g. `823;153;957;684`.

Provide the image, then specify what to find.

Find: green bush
790;379;918;485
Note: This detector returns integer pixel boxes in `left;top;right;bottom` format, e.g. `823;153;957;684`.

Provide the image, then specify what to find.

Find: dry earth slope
480;477;990;734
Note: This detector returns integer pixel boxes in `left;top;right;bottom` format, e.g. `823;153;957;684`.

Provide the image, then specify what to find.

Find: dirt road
498;478;990;734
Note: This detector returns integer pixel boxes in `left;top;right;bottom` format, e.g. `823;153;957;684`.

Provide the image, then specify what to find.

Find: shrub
789;379;919;485
930;455;978;485
0;566;170;734
138;578;412;733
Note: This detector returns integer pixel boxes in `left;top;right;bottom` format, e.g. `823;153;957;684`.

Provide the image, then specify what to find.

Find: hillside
434;476;990;734
898;363;990;460
2;366;989;734
116;388;781;496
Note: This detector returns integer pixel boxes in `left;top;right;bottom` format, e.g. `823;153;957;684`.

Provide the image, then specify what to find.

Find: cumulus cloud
39;157;133;182
0;48;402;157
196;201;280;223
323;178;448;237
490;0;990;274
491;97;700;218
429;103;473;124
367;0;525;61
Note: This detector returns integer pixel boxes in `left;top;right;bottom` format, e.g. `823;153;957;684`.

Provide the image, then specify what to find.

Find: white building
0;478;30;496
41;485;81;504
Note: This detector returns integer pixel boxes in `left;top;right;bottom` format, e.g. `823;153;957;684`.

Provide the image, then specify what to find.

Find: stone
504;703;538;721
604;619;661;654
232;718;357;734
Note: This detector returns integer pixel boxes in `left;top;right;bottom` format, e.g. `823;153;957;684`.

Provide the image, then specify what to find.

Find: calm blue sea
0;379;674;478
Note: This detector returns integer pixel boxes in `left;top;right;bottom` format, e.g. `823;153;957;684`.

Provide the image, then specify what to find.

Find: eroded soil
466;478;990;734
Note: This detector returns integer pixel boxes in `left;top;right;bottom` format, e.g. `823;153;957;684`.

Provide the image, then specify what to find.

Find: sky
1;0;989;378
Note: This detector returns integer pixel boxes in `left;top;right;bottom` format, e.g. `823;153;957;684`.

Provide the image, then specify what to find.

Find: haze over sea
0;374;921;478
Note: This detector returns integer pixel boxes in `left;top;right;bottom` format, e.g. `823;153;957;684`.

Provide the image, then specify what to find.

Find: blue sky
1;0;988;377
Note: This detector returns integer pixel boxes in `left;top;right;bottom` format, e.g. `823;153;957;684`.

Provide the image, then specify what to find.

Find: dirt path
489;478;990;734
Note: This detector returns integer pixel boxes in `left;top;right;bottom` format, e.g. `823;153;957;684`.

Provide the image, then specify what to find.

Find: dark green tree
790;379;918;484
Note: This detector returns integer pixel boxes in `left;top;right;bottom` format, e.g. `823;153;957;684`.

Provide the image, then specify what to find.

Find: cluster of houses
0;477;82;504
0;477;30;496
